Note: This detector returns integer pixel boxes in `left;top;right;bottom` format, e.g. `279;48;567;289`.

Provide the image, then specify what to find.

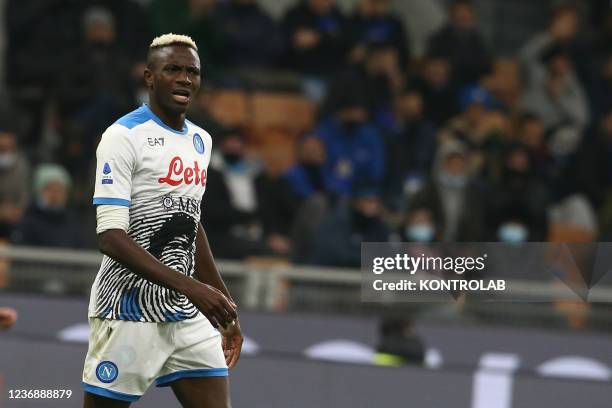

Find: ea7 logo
148;137;164;147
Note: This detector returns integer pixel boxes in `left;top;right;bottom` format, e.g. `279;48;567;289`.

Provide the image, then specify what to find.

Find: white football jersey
89;104;212;322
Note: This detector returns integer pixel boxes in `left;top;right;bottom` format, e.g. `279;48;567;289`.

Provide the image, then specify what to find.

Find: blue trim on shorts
82;382;140;402
155;368;229;387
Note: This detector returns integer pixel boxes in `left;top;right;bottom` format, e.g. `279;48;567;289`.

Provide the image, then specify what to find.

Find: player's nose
176;70;192;86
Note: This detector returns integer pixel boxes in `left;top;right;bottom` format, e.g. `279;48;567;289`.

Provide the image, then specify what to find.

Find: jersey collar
143;104;188;135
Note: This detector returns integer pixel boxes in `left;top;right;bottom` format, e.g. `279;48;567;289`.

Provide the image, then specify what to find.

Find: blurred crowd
0;0;611;267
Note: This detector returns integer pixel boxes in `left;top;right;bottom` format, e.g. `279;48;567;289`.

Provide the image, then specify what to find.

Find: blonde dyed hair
149;33;198;51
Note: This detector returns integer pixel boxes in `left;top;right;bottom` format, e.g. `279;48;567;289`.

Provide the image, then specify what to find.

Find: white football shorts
82;314;228;402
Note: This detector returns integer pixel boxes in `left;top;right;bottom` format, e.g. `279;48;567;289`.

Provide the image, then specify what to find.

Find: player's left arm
193;222;243;368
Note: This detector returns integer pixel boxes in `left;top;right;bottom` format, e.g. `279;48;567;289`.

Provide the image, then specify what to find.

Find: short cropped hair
149;33;198;51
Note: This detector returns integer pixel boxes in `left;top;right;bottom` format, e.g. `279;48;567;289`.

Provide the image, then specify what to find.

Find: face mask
497;223;528;243
0;153;16;169
352;208;378;228
37;197;65;212
437;171;467;189
341;120;363;134
223;153;242;165
406;224;434;242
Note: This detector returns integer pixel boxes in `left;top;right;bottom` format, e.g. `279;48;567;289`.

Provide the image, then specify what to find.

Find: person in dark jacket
281;0;347;76
308;184;393;267
409;55;459;127
200;129;267;259
345;0;410;69
574;110;612;216
426;0;492;87
0;128;30;240
221;0;283;68
487;144;550;241
316;79;386;196
384;89;437;209
281;136;332;262
409;140;486;242
12;164;84;248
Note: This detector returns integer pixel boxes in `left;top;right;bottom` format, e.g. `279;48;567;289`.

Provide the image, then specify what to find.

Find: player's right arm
93;126;236;327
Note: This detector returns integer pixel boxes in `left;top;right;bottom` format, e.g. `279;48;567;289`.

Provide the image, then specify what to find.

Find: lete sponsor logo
158;156;207;186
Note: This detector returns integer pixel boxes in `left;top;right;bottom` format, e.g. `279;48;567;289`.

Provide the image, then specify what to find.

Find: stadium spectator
221;0;283;68
384;89;437;209
536;4;590;83
492;206;533;243
427;0;492;87
520;40;589;136
308;184;392;267
574;110;612;214
345;0;410;69
12;164;84;248
281;0;347;77
200;128;268;259
92;0;152;62
519;4;589;157
361;43;405;121
188;86;226;137
588;53;612;123
54;6;136;179
150;0;225;76
409;140;486;241
282;136;332;262
401;206;438;243
0;128;29;240
283;135;330;200
515;113;553;182
487;144;550;241
5;0;83;146
315;79;385;197
410;55;459;126
441;84;509;179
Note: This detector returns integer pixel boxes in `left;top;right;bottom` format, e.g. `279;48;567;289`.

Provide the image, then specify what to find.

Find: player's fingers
218;298;237;320
213;309;231;328
208;315;220;329
228;347;241;368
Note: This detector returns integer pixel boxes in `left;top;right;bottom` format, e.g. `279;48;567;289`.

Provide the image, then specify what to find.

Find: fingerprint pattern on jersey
92;197;200;322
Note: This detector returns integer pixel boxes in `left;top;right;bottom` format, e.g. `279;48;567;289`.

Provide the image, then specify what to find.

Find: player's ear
144;67;154;89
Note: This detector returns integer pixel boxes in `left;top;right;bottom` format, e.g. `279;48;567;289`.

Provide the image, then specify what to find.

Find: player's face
147;46;201;115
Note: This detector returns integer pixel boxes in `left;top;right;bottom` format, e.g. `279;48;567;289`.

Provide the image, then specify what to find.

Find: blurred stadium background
1;0;612;406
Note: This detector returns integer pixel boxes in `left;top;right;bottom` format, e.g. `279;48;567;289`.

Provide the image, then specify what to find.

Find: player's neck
148;101;186;132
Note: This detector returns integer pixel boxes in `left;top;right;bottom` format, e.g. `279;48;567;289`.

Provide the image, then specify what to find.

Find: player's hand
185;283;237;329
220;319;243;368
0;307;17;330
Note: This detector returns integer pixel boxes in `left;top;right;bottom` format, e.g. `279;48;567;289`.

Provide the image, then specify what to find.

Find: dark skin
85;44;241;408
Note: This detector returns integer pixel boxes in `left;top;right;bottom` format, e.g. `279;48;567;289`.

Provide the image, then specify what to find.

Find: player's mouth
171;89;191;104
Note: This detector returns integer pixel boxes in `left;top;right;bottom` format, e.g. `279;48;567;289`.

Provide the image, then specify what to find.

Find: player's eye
165;65;181;72
187;67;200;76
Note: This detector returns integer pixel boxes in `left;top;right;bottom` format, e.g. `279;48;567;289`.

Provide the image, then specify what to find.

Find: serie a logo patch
96;361;119;383
102;162;113;185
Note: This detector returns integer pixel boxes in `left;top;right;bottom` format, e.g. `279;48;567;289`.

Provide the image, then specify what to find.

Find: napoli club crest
193;133;205;155
96;361;118;383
